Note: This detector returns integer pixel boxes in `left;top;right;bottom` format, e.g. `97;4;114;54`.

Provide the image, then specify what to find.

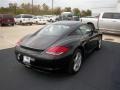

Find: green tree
73;8;80;16
64;7;71;12
54;7;61;15
81;9;92;17
86;9;92;16
42;3;49;11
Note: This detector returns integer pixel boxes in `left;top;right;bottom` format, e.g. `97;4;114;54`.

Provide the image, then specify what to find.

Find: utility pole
52;0;53;15
14;3;17;15
32;0;33;14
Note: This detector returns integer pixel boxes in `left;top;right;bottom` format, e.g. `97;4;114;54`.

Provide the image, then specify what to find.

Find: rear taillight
46;46;69;55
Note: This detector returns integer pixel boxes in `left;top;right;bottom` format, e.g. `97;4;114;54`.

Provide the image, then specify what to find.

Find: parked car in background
38;17;48;24
61;12;73;20
48;16;59;22
32;16;42;24
73;16;80;21
15;21;102;74
43;15;53;22
0;14;15;26
43;15;59;22
32;16;48;25
80;12;120;35
14;14;33;25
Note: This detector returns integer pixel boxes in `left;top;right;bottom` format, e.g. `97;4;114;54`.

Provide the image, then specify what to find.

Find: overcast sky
0;0;118;10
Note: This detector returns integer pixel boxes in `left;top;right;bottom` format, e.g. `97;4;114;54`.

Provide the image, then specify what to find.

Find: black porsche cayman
15;21;102;74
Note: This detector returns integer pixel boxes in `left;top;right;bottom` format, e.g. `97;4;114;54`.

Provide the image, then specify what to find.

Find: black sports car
15;21;102;74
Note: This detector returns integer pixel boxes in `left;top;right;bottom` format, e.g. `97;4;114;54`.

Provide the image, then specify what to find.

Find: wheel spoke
73;52;82;72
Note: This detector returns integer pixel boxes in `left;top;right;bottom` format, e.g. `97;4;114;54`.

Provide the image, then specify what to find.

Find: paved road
0;41;120;90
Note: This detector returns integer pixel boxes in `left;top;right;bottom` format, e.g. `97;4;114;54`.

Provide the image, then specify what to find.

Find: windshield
37;25;70;36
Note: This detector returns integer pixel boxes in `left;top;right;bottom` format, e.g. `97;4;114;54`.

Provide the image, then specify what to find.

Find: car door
79;25;97;53
99;13;114;31
111;13;120;32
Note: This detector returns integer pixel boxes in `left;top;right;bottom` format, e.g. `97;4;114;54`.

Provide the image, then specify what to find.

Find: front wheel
68;49;83;74
11;23;14;26
29;23;32;25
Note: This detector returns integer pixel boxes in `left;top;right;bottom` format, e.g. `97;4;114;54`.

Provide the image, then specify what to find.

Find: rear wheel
29;23;32;25
68;49;82;74
11;23;14;26
20;21;23;25
36;21;38;24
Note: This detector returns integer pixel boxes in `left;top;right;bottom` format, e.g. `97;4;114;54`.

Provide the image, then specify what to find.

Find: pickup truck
80;12;120;35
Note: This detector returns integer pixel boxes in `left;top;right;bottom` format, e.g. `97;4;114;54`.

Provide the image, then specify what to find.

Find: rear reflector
46;46;69;55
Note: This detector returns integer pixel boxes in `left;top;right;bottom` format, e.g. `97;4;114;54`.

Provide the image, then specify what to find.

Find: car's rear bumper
15;47;72;71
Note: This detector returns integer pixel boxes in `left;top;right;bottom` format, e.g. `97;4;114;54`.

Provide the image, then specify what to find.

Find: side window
102;13;113;19
113;13;120;19
22;15;33;18
71;28;83;35
33;17;37;19
15;15;21;18
80;25;92;35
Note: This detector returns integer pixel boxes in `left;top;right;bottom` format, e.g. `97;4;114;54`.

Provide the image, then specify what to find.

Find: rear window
102;13;113;19
22;15;33;18
37;25;70;36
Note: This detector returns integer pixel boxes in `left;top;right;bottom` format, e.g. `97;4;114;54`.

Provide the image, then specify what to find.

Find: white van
15;14;33;25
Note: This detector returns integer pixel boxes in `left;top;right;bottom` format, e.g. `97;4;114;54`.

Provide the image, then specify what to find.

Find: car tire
96;37;102;50
20;21;23;25
29;23;32;25
11;23;14;26
36;21;38;25
68;49;82;74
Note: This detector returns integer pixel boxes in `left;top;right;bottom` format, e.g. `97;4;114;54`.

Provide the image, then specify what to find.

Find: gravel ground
0;25;44;49
0;25;120;50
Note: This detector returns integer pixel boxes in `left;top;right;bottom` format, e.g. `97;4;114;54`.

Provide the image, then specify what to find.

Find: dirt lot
0;25;44;49
0;25;120;50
